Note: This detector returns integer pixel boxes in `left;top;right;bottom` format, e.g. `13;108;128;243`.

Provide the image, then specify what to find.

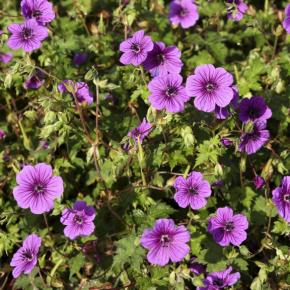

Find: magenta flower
283;4;290;34
253;175;265;190
141;219;190;266
197;266;240;290
186;64;234;113
0;52;13;63
169;0;199;29
221;137;234;147
189;257;205;275
215;86;239;120
128;118;152;144
143;42;183;77
208;207;248;247
174;171;212;210
21;0;55;25
73;52;88;66
58;80;93;105
13;163;64;214
60;201;96;240
239;121;270;155
10;234;41;278
119;30;153;66
148;73;190;113
272;176;290;222
0;129;6;139
7;19;48;52
239;96;272;123
227;0;248;21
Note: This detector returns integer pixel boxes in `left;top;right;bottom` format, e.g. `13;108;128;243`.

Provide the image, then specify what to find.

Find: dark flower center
33;10;42;18
131;43;141;53
156;53;165;64
213;278;224;287
74;215;83;224
33;183;45;194
205;83;216;93
180;8;188;17
166;86;178;97
160;234;171;247
22;250;34;262
188;187;198;195
284;194;290;203
224;221;234;232
21;28;33;40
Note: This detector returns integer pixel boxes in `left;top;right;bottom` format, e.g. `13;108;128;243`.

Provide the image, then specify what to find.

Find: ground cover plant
0;0;289;289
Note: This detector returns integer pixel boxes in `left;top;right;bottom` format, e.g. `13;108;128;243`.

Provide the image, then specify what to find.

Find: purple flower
21;0;55;25
227;0;248;21
174;171;212;210
143;42;183;77
190;257;205;275
221;137;233;147
0;52;13;63
73;52;88;66
24;74;45;89
128;118;152;144
148;73;190;113
13;163;64;214
212;180;223;187
215;86;239;120
169;0;199;29
239;96;272;123
253;175;265;190
141;219;190;266
119;30;153;66
272;176;290;222
39;140;49;149
10;234;41;278
283;4;290;34
197;266;240;290
208;207;248;247
60;201;96;240
239;121;270;155
58;80;94;105
186;64;234;113
0;129;6;139
7;19;48;52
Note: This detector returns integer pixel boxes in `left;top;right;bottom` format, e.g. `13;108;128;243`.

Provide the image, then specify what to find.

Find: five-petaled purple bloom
283;4;290;33
13;163;64;214
272;176;290;222
186;64;234;113
141;218;190;266
239;121;270;155
197;266;240;290
119;30;153;66
143;41;183;77
208;207;248;247
58;80;94;105
10;234;41;278
148;73;190;113
73;52;88;66
60;201;96;240
169;0;199;29
0;52;13;63
215;86;239;120
189;257;205;275
227;0;248;21
128;118;152;144
7;19;48;52
174;171;212;210
239;96;272;123
253;175;265;190
21;0;55;25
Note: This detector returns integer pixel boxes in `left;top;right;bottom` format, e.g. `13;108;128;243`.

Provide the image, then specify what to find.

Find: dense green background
0;0;289;289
